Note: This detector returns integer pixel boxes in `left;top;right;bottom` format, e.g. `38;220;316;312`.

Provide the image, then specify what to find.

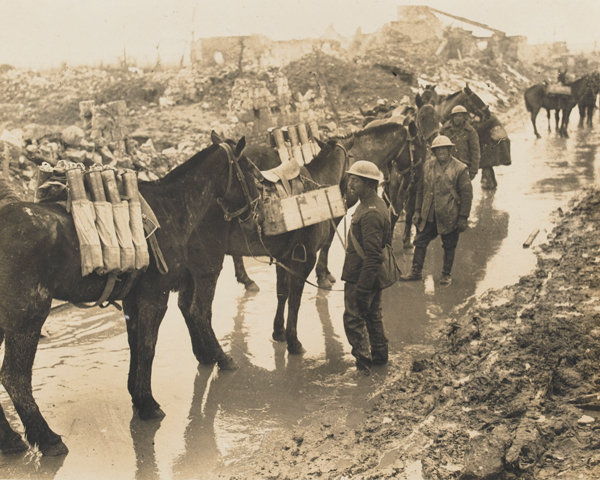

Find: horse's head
558;69;568;85
416;104;441;146
311;137;352;186
210;131;262;228
462;86;490;120
415;85;438;109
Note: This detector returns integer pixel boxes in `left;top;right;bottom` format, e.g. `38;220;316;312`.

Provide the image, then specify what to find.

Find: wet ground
1;109;600;480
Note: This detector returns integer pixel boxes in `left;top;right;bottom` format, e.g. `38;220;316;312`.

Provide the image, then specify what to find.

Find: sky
1;0;598;69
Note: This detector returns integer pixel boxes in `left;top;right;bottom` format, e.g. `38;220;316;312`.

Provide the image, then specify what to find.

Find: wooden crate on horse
259;158;346;236
261;185;345;236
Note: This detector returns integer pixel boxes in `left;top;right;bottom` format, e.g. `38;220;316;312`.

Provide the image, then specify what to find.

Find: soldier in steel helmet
441;105;480;180
341;160;391;375
401;135;473;285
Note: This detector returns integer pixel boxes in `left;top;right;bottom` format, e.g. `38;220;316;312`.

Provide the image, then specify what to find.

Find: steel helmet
430;135;455;149
346;160;381;181
451;105;468;115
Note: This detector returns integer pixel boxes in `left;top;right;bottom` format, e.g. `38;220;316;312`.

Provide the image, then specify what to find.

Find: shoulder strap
349;228;366;260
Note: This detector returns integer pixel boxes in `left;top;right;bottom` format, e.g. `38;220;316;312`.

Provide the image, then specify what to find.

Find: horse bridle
216;142;259;223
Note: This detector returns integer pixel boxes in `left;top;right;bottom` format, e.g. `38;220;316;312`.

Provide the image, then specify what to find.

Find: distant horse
578;76;600;128
415;84;439;109
0;134;260;456
525;72;600;138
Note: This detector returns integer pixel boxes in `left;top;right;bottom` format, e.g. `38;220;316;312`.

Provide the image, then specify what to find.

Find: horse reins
239;142;350;292
217;142;260;223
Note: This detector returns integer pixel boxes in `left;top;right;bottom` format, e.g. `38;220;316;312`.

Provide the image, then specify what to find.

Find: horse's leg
177;272;237;371
561;109;571;138
579;104;585;128
588;105;594;127
1;322;68;456
531;108;541;138
315;223;337;289
231;255;259;292
285;253;318;355
124;286;168;421
272;263;289;343
0;328;28;454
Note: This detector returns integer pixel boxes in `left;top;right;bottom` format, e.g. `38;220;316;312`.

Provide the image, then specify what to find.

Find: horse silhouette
180;138;351;358
0;133;260;456
525;72;600;138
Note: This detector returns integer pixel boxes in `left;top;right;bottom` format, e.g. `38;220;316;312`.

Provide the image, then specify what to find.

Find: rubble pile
227;73;326;144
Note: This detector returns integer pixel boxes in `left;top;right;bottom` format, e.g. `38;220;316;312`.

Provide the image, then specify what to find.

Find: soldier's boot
371;343;389;365
440;248;456;285
401;246;427;281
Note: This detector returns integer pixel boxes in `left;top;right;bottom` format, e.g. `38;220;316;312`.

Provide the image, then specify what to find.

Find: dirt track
223;188;600;480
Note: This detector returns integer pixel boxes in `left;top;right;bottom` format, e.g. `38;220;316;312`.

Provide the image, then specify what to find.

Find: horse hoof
138;406;166;421
317;277;333;290
39;438;69;457
325;273;336;284
244;281;260;292
403;240;413;250
0;434;29;454
218;355;239;371
272;331;286;343
288;343;306;355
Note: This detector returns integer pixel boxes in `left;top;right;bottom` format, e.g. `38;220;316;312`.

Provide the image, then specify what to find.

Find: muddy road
1;109;599;480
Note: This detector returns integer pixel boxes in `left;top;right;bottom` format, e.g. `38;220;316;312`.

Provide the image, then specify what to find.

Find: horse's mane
158;142;221;185
444;90;463;102
329;121;403;141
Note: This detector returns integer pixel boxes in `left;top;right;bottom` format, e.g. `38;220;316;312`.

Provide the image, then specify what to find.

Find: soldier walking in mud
341;161;391;375
441;105;480;181
401;136;473;285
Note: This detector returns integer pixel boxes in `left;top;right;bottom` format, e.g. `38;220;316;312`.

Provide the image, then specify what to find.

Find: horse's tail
524;89;533;113
0;177;21;210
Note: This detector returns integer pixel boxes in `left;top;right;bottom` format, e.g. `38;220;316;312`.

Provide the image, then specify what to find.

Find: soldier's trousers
343;282;388;370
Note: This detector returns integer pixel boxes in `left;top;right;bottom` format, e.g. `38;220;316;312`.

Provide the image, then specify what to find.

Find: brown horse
178;139;351;359
525;72;600;138
232;121;423;291
0;134;260;456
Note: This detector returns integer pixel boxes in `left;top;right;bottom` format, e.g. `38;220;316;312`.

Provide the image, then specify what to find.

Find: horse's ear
415;93;423;109
211;130;224;145
235;136;246;157
432;84;437;90
408;120;418;138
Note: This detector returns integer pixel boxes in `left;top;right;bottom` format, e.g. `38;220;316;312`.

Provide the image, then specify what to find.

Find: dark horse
578;76;600;128
524;72;600;138
184;138;351;358
232;121;422;292
0;134;260;456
